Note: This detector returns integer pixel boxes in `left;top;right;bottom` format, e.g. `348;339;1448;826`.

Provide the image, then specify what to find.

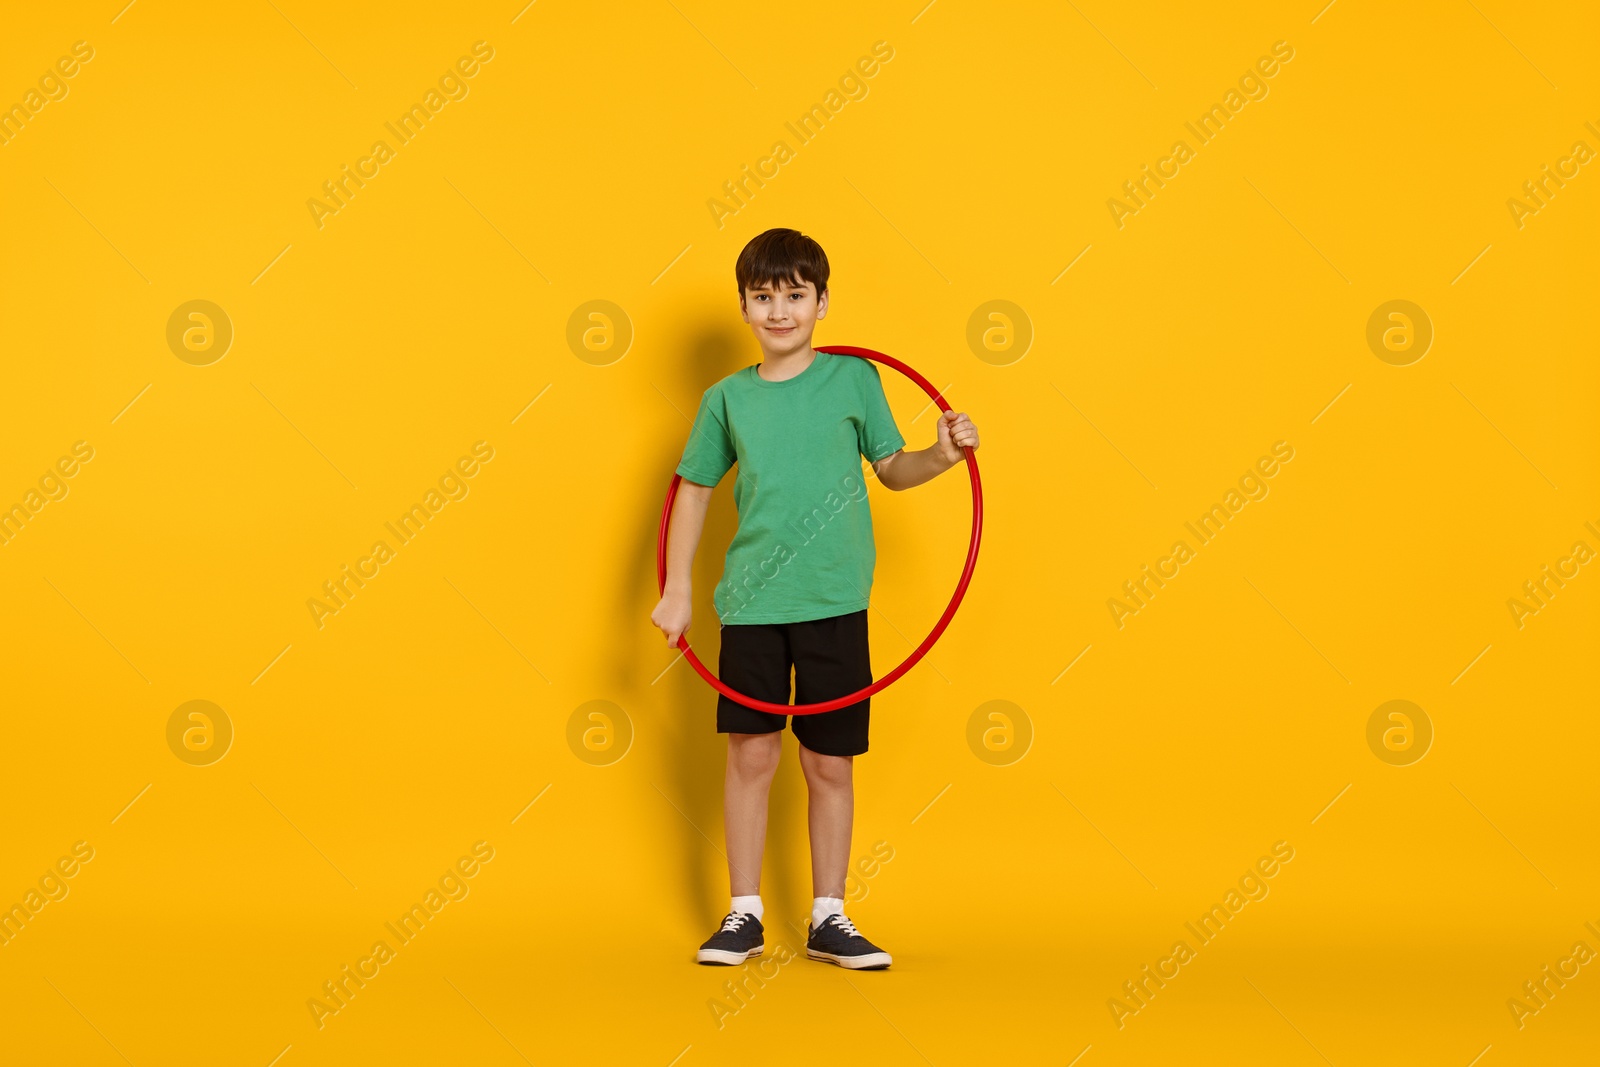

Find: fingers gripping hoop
656;345;983;715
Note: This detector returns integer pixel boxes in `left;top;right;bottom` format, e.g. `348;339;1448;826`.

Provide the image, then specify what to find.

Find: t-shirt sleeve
675;387;737;486
858;360;906;463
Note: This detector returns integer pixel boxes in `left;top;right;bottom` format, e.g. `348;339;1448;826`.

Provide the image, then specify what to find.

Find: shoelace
827;914;861;938
720;911;749;933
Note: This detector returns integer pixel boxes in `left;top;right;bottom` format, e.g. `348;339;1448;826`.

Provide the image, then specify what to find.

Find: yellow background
1;0;1596;1063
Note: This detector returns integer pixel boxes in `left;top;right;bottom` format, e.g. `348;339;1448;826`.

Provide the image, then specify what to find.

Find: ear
816;288;829;319
739;293;750;323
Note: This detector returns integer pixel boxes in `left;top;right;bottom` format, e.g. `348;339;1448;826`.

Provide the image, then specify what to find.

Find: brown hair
735;228;829;300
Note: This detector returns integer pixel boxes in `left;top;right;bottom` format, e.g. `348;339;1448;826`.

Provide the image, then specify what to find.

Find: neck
759;347;815;381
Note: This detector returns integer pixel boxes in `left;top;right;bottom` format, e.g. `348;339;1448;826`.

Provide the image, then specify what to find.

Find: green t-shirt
675;350;906;625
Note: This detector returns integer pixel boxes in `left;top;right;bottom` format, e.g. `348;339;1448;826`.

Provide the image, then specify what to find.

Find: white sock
731;894;763;921
812;896;845;928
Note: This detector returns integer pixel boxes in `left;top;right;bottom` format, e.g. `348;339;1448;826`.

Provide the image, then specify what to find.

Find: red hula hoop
656;345;983;715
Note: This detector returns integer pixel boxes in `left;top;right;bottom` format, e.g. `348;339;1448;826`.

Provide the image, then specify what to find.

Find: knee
801;749;852;790
728;733;781;778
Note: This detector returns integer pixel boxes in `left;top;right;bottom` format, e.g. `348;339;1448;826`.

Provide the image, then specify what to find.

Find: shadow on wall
613;315;809;931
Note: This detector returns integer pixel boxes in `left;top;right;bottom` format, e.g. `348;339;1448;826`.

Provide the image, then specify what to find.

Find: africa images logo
1106;40;1295;229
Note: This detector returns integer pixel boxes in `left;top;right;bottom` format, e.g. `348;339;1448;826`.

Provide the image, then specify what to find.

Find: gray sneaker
805;913;891;970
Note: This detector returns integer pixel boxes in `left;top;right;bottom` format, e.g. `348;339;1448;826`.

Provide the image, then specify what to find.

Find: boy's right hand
651;590;692;648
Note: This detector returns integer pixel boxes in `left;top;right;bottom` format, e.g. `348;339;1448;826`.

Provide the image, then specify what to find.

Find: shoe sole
806;948;891;970
697;945;764;966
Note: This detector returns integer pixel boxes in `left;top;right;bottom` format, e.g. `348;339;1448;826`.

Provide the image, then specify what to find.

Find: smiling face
740;276;828;360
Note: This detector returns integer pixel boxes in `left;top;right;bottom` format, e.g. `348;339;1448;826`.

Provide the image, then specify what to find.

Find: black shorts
715;609;872;757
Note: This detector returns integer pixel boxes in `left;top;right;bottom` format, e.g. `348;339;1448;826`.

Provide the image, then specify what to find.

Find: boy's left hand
936;410;979;464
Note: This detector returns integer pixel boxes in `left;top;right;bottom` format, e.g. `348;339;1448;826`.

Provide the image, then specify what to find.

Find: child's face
740;276;828;358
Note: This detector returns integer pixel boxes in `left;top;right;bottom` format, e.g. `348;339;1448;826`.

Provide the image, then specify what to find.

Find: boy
650;227;979;970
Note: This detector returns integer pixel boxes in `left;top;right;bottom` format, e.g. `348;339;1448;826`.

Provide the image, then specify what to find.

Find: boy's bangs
747;269;811;293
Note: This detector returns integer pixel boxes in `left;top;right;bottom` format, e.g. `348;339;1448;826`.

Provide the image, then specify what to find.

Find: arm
651;480;714;646
872;410;979;491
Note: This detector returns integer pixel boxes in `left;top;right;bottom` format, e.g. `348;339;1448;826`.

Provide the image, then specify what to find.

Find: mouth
766;326;795;334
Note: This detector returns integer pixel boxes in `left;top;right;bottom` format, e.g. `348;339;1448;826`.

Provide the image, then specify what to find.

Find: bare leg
798;745;853;898
724;732;782;896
